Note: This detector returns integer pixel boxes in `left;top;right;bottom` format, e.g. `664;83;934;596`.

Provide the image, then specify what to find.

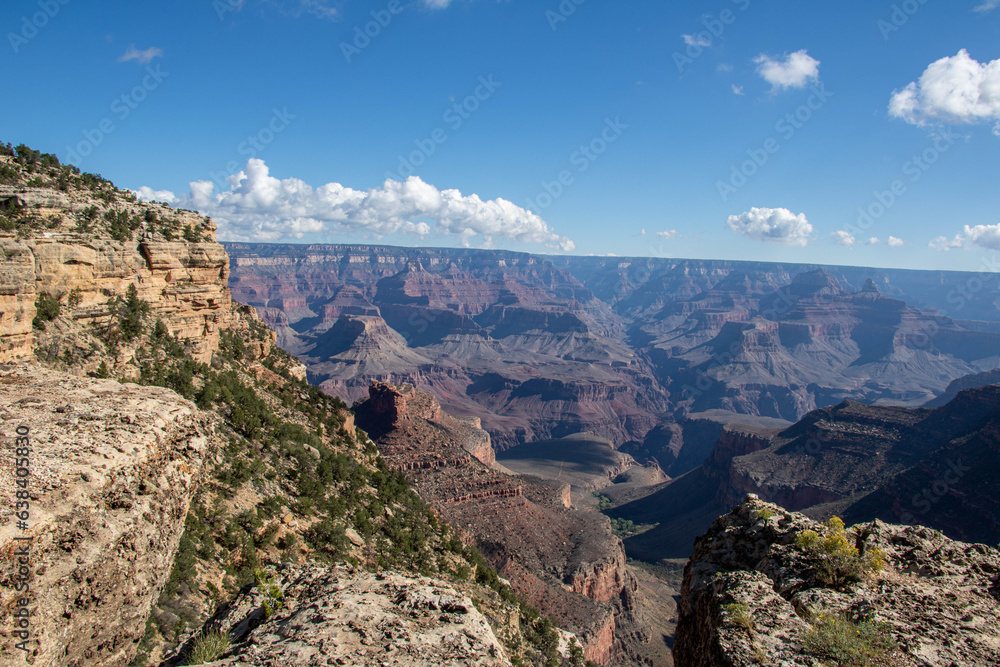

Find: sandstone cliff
673;495;1000;666
0;173;232;369
0;365;218;666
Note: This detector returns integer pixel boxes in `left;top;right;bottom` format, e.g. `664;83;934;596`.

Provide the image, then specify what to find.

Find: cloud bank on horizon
136;159;575;251
930;224;1000;251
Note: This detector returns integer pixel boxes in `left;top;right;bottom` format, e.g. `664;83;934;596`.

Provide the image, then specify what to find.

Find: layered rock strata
353;382;645;665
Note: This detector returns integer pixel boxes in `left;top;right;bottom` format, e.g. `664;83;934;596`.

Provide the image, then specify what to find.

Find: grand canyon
4;4;1000;665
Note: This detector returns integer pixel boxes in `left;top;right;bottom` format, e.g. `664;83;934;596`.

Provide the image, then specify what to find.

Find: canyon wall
353;382;651;664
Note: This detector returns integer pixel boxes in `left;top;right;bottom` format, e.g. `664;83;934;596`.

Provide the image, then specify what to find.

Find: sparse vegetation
593;493;613;510
803;613;900;666
254;568;284;618
754;508;776;521
723;603;754;632
185;630;230;665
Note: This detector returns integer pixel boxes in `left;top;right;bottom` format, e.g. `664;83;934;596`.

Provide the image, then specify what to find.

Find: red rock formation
353;382;647;664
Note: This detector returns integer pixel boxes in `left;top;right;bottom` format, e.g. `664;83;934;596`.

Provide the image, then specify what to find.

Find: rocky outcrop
173;564;511;666
673;495;1000;667
0;364;218;667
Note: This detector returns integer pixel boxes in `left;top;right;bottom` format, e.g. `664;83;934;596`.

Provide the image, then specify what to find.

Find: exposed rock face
0;364;217;667
0;240;36;361
23;238;232;365
0;175;233;366
353;383;649;665
178;565;511;666
673;495;1000;667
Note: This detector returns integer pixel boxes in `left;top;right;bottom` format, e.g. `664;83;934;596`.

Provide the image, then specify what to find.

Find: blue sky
2;0;999;271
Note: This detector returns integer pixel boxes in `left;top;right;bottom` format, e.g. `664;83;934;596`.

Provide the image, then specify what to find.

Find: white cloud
716;63;733;73
726;207;813;246
134;186;176;203
423;0;454;7
297;0;338;18
138;159;574;251
867;237;880;245
754;50;820;91
683;33;712;48
930;223;1000;251
974;0;1000;12
655;229;678;239
889;50;1000;135
886;236;904;247
831;230;856;247
731;84;745;96
119;45;162;64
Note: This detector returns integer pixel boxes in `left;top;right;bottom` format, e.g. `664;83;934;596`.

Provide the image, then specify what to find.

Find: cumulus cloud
974;0;1000;12
889;50;1000;135
831;230;856;247
731;84;745;96
867;237;880;245
136;159;574;250
134;186;176;203
119;46;162;64
655;229;678;239
886;236;905;247
930;223;1000;251
726;207;813;246
754;50;820;91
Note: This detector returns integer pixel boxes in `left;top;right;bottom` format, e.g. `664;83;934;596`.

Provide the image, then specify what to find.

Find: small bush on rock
795;517;886;587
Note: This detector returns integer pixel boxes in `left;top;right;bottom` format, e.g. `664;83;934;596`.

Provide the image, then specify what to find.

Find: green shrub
32;293;60;330
803;613;899;666
795;517;886;587
186;630;230;665
253;568;284;618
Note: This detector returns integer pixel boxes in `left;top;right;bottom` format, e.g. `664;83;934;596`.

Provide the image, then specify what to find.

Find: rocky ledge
673;494;1000;666
0;364;218;667
176;564;511;666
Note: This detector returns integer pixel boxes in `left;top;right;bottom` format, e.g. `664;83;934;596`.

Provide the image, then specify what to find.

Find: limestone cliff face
0;177;233;366
0;240;35;361
0;237;232;365
0;365;218;667
673;495;1000;667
